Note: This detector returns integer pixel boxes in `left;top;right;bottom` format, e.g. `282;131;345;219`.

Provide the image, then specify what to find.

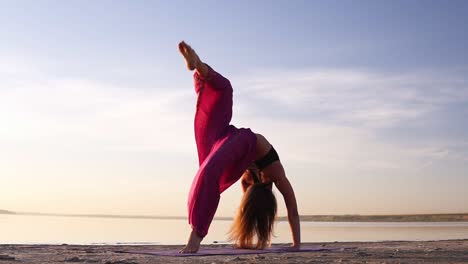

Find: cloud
3;62;467;168
226;67;468;172
0;65;196;157
232;68;468;128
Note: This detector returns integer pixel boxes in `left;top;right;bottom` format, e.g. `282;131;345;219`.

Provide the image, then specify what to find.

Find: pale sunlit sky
1;0;468;217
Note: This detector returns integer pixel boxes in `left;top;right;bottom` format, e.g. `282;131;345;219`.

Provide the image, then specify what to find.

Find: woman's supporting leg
181;128;257;253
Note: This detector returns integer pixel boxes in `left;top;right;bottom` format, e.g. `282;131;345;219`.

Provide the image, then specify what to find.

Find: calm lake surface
1;214;468;245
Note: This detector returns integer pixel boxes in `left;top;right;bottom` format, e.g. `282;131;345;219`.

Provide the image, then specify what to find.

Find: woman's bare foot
178;41;201;70
178;41;209;76
179;229;203;253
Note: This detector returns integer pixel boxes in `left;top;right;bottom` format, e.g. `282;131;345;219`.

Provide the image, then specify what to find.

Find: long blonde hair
229;183;277;249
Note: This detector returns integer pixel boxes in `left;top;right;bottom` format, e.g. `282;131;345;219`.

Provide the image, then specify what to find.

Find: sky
1;0;467;217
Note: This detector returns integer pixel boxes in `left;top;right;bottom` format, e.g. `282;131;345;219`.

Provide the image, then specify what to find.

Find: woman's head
229;182;277;249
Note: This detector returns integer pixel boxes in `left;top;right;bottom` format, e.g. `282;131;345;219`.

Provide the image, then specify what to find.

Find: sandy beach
0;240;467;264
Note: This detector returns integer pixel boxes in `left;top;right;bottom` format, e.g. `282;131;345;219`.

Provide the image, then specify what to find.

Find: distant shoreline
289;213;468;222
1;210;468;222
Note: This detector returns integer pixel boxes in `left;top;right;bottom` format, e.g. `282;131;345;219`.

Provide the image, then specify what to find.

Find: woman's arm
267;163;301;248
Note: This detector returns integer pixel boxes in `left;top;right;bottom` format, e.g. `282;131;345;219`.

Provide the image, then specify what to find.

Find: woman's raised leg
179;41;234;165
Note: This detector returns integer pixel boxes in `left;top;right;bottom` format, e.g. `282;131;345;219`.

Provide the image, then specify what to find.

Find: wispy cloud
233;68;468;128
0;64;195;156
228;67;468;171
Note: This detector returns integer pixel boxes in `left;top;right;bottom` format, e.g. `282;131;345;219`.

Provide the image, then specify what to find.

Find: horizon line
1;210;468;222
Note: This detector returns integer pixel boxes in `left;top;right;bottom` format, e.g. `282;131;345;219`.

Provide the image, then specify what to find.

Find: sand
0;240;467;263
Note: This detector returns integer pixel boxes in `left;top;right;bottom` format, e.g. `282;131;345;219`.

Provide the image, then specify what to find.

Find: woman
178;41;300;253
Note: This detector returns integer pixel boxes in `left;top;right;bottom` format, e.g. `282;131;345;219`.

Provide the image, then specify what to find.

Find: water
1;214;467;245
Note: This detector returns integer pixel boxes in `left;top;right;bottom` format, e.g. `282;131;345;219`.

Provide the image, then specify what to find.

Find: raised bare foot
179;229;203;253
178;41;201;71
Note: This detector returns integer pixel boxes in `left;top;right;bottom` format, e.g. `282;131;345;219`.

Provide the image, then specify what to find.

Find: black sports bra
248;146;280;185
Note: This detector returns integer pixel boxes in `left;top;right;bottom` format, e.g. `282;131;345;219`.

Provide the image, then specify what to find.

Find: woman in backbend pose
178;41;300;253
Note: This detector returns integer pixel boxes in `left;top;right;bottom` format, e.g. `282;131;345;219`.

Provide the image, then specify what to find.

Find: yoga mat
116;246;347;257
